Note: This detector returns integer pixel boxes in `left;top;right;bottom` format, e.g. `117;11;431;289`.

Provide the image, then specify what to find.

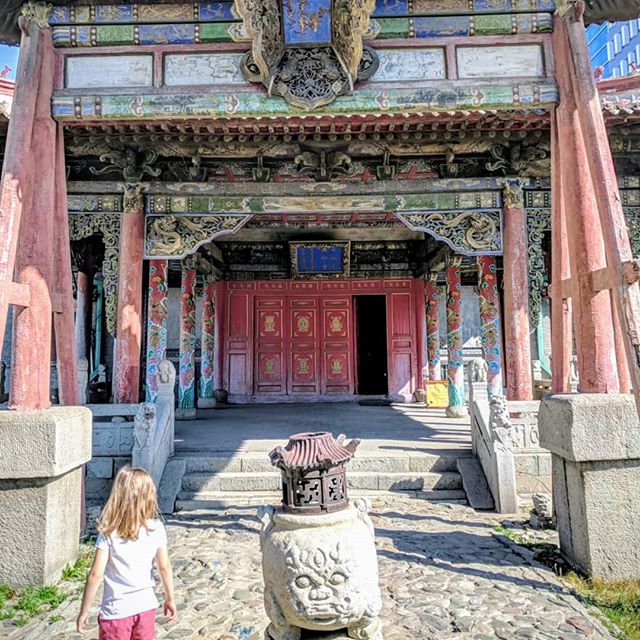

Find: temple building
0;0;639;415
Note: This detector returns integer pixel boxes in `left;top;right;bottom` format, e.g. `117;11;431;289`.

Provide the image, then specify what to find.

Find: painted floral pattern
446;263;465;408
477;256;504;396
179;259;197;409
200;279;216;399
425;279;442;381
145;260;168;402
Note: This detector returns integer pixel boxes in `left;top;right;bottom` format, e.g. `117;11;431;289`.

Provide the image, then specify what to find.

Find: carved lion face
267;540;379;628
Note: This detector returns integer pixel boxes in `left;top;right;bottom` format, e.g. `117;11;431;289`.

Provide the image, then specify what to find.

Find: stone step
175;489;468;512
179;453;462;475
180;470;462;493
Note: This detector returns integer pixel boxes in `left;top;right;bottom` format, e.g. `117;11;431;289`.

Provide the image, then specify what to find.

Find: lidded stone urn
259;432;383;640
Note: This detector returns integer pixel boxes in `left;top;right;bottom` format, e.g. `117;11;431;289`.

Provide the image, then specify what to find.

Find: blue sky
0;45;19;80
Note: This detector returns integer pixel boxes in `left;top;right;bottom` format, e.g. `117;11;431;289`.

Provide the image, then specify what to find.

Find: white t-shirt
95;519;167;620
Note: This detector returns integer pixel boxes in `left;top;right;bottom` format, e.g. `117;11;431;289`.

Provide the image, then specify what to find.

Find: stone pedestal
539;394;640;579
0;407;92;586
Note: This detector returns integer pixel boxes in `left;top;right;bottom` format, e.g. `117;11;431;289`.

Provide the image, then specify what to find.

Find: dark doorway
354;295;388;395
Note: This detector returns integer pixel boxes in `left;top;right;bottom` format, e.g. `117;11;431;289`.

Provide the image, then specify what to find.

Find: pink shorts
98;609;156;640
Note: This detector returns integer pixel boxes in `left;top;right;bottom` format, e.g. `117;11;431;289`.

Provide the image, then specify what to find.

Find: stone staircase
173;452;468;513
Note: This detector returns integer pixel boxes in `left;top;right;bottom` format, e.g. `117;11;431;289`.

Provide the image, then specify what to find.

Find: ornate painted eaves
145;213;252;259
396;210;502;256
234;0;378;109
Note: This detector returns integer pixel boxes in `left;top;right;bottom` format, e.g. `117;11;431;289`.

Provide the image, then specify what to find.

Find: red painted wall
223;279;424;401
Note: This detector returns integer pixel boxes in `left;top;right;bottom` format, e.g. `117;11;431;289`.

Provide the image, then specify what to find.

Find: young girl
76;466;176;639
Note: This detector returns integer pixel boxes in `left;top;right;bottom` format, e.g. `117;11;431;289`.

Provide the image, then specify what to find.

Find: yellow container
425;380;449;408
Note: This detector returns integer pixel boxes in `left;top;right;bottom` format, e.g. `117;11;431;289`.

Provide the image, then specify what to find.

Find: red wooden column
0;16;44;360
550;110;573;394
554;22;619;394
562;13;640;401
113;184;145;404
52;124;79;405
501;179;533;401
9;23;57;410
425;273;442;381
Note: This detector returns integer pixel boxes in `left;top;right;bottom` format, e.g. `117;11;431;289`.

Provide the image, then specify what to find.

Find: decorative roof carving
234;0;378;109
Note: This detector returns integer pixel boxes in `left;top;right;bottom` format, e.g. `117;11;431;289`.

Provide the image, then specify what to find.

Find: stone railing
132;361;176;487
85;360;176;504
469;362;551;513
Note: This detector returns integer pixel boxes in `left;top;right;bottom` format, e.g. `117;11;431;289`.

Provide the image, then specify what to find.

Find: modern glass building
587;18;640;78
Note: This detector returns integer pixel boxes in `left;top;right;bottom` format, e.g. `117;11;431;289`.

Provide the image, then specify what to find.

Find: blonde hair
98;466;158;541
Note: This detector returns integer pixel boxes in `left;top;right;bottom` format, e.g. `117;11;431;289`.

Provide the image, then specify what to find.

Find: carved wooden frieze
234;0;378;109
144;213;252;259
68;212;120;335
396;210;502;255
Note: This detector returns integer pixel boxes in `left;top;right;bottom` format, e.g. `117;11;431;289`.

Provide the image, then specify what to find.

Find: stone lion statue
488;395;512;453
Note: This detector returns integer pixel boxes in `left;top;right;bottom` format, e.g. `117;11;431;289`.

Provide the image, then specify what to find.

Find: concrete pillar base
539;394;640;579
446;405;469;418
197;397;217;409
175;407;197;421
0;407;92;586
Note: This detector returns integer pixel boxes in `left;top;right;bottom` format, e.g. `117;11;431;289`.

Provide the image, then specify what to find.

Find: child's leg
99;615;135;640
130;609;156;640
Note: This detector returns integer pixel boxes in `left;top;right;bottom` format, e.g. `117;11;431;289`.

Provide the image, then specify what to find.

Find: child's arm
76;548;109;634
156;546;176;622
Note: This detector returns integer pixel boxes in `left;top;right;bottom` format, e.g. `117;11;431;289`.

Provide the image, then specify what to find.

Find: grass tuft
565;574;640;640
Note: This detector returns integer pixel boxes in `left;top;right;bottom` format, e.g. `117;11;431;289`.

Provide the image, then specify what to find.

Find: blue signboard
282;0;332;46
296;245;344;273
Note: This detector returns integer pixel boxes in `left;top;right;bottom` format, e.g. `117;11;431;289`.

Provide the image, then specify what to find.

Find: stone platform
173;403;473;510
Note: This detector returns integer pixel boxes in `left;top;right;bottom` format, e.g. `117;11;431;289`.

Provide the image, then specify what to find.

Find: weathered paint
51;82;559;122
550;110;573;393
213;279;226;392
178;256;197;410
0;20;45;381
554;19;619;394
113;185;145;404
52;123;80;406
9;26;56;410
425;275;442;381
199;277;216;400
144;259;168;402
563;15;640;407
477;255;504;397
502;181;533;401
445;261;465;408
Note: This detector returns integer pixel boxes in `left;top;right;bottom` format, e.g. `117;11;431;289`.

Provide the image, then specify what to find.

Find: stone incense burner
259;432;383;640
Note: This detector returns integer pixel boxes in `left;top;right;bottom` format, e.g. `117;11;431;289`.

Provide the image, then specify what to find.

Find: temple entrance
354;295;388;395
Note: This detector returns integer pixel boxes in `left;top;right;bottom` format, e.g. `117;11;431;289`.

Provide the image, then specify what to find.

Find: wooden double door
224;279;424;400
254;295;352;395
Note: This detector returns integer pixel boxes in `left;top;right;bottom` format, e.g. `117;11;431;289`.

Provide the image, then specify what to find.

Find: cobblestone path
8;498;614;640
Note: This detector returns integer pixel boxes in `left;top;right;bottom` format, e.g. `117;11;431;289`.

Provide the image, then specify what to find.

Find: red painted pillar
502;179;533;401
0;17;44;355
177;255;197;419
425;274;442;381
53;124;79;406
113;184;145;404
550;109;573;394
9;25;56;410
554;24;619;394
612;291;631;393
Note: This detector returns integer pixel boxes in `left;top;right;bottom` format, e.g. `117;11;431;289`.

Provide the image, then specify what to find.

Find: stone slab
158;459;186;514
0;407;92;479
0;468;83;587
456;457;495;510
86;457;114;479
539;393;640;462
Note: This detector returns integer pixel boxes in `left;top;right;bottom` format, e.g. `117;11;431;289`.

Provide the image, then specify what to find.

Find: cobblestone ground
7;498;615;640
